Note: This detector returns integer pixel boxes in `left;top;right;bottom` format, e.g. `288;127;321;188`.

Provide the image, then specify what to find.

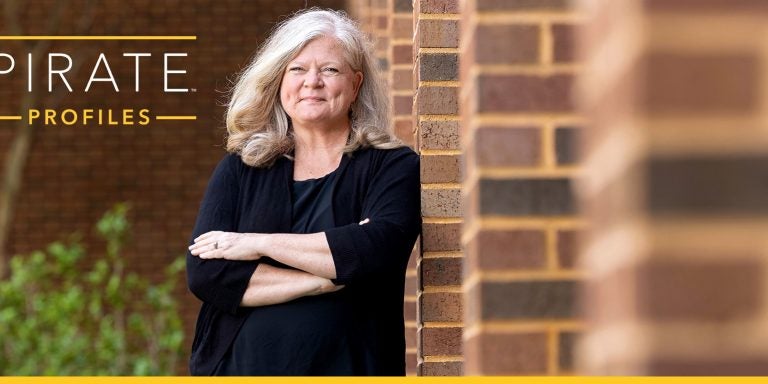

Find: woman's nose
303;70;323;88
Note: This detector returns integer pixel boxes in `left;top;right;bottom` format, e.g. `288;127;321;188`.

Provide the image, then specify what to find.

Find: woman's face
280;36;363;129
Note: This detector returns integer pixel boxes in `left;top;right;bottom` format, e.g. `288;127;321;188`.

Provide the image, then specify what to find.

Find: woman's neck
292;124;349;180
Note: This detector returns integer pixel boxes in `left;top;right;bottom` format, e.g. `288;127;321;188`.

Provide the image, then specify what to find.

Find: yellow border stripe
0;116;22;120
0;36;196;40
155;116;197;121
0;377;768;383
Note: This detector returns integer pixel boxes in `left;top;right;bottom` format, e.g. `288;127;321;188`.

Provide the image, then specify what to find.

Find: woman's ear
353;71;364;98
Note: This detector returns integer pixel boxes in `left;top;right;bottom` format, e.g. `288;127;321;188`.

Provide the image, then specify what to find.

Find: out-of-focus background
2;0;767;376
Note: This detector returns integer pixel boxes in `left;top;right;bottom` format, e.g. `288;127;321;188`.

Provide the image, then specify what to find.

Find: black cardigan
186;146;421;375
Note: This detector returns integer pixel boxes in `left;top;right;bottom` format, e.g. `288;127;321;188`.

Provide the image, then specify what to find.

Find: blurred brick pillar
461;0;584;375
578;0;768;375
414;0;463;376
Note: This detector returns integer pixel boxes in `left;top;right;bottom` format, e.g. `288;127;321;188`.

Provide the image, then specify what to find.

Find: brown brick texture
412;0;463;375
461;0;583;376
578;0;768;375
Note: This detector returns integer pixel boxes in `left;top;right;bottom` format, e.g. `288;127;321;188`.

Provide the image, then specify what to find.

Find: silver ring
214;241;218;250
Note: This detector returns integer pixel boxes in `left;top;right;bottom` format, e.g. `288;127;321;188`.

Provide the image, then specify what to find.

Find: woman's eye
289;67;304;72
323;67;339;73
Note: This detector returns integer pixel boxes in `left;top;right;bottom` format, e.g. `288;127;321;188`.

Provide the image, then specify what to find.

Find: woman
186;9;421;376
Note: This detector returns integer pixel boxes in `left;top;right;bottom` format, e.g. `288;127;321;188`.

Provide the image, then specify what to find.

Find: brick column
461;0;583;375
414;0;463;376
578;0;768;375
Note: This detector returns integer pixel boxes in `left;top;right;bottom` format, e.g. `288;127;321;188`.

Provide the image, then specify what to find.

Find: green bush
0;203;184;375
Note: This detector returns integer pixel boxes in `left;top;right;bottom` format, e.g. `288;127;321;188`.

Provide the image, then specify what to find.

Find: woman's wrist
248;233;269;260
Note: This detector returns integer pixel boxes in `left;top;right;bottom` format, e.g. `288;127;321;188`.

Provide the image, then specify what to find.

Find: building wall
349;0;583;376
577;0;768;374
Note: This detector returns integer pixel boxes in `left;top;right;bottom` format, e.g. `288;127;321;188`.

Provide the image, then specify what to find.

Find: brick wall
413;0;463;376
578;0;768;374
0;0;344;373
460;0;583;375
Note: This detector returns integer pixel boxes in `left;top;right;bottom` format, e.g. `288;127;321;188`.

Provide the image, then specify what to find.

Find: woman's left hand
189;231;263;261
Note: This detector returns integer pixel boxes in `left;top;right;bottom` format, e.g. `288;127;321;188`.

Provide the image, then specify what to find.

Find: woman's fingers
194;230;220;243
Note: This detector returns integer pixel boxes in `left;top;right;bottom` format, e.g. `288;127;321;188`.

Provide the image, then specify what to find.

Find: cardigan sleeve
186;154;258;314
324;148;421;285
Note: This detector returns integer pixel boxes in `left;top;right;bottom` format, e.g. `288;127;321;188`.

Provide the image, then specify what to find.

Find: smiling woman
185;8;421;376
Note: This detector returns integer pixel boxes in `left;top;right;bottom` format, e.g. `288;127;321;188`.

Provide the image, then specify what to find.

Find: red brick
392;68;413;91
406;352;418;374
419;120;460;150
421;222;461;252
476;0;568;10
420;154;461;183
392;17;414;40
422;327;462;355
420;0;460;13
405;274;419;296
421;292;463;322
392;44;413;64
646;0;768;12
464;332;548;374
474;24;539;64
417;19;459;48
406;326;418;349
394;119;414;144
394;94;414;115
422;257;462;286
477;74;574;113
636;258;762;321
552;23;576;63
466;230;546;274
421;361;463;375
417;86;459;115
376;15;388;30
421;188;462;217
644;52;758;114
474;126;541;166
404;300;417;321
556;230;579;269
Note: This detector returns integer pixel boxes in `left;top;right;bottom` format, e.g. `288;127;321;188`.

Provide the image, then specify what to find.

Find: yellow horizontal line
0;35;196;40
419;114;461;121
423;321;464;328
421;149;462;156
418;47;460;54
418;13;460;20
423;355;464;363
422;251;464;259
423;217;462;224
155;115;197;120
421;183;461;190
420;81;460;87
423;285;462;293
0;116;22;120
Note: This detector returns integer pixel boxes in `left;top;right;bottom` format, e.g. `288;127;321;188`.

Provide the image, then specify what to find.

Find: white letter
123;53;150;92
48;53;73;92
85;53;119;92
0;53;14;74
27;53;31;92
164;53;188;92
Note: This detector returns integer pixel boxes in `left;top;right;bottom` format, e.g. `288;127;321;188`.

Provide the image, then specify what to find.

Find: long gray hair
225;8;400;167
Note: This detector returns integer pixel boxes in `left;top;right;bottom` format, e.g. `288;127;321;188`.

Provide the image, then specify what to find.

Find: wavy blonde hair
225;8;401;167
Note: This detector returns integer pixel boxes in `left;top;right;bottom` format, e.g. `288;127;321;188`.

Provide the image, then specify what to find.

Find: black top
214;169;355;375
186;147;421;376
